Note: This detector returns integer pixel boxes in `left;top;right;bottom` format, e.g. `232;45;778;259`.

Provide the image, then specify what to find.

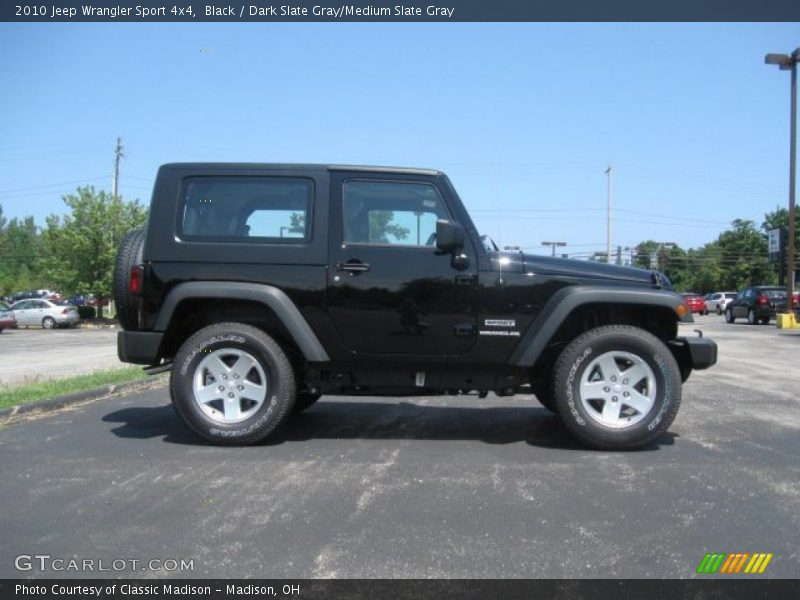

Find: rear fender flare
153;281;329;362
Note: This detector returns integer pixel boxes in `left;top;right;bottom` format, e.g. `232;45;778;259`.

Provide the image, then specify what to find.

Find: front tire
531;383;557;414
42;317;56;329
552;325;682;450
725;308;735;323
170;322;296;445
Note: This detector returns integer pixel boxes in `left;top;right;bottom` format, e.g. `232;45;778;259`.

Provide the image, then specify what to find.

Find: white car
9;299;79;329
705;291;737;315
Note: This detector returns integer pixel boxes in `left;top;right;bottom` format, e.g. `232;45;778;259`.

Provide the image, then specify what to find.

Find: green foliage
0;213;44;295
633;219;777;293
38;187;146;310
369;211;409;243
0;366;149;408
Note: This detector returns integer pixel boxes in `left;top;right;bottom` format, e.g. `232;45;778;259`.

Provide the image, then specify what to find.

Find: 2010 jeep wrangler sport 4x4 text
115;163;717;449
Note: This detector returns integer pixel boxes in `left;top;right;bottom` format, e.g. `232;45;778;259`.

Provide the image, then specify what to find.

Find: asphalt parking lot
0;328;121;387
0;317;798;578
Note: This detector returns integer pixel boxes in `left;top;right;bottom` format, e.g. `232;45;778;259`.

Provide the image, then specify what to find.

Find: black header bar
3;0;800;22
3;579;800;600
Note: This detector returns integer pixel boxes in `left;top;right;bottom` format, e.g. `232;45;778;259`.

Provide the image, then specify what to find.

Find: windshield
480;234;498;253
764;289;787;299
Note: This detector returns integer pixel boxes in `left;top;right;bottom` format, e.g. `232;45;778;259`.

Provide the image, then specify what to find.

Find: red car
0;301;17;332
682;293;707;315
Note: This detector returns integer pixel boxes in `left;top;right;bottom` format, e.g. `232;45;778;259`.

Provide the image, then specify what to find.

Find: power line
0;177;108;195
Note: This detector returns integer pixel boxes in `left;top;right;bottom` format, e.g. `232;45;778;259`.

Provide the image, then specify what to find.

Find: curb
0;378;155;419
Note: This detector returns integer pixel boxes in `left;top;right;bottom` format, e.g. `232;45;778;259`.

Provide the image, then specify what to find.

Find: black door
326;172;478;356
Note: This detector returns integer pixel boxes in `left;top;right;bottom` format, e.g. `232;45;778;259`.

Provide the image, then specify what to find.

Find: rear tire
747;309;757;325
113;229;145;331
759;316;770;325
170;322;296;445
725;308;735;323
552;325;682;450
42;317;56;329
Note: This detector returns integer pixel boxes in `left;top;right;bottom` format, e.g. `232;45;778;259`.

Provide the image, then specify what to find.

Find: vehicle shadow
102;399;676;451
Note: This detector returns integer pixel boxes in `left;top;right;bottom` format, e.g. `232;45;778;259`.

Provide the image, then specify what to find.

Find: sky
0;22;798;258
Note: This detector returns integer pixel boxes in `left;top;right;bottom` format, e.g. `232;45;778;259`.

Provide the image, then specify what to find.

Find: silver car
9;299;79;329
705;291;737;315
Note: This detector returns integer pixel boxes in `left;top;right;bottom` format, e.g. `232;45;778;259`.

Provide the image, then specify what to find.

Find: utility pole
107;136;124;320
616;245;622;266
113;136;124;200
605;165;613;264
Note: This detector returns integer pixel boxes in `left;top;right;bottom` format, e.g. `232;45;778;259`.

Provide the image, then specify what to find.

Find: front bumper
675;335;717;370
118;330;164;365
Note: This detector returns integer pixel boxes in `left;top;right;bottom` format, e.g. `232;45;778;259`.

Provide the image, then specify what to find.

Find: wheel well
530;303;679;385
159;298;305;369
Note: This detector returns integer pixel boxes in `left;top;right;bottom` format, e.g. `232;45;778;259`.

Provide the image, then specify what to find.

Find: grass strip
0;366;148;409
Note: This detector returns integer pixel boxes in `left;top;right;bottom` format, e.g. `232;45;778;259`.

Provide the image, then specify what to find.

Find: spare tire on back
113;228;145;331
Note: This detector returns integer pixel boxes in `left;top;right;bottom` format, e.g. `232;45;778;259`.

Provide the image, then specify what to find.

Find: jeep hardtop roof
158;163;441;176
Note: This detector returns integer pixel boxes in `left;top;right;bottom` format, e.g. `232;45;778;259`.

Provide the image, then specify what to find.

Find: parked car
65;294;109;307
9;298;79;329
0;301;17;333
725;286;788;325
705;291;737;315
682;293;707;314
10;290;43;303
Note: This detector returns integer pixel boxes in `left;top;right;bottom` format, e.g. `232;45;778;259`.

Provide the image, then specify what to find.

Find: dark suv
114;163;716;450
725;286;788;325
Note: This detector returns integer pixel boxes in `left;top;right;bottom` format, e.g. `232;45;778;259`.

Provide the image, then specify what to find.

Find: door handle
336;260;371;274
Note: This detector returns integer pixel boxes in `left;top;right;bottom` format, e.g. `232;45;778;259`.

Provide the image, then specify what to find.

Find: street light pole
605;165;613;264
765;49;799;313
541;241;566;257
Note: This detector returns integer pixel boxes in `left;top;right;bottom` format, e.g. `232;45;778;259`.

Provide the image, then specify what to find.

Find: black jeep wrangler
114;163;716;449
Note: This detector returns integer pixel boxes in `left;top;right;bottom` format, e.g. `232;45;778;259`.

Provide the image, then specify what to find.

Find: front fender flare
508;286;690;367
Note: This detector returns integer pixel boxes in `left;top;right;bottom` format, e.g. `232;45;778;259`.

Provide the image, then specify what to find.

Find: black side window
180;176;313;243
342;180;449;246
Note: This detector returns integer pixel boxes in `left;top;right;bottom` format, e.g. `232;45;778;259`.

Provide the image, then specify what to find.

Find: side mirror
435;219;465;253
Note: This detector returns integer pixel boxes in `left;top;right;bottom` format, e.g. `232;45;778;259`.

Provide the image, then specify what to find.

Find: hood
487;252;668;288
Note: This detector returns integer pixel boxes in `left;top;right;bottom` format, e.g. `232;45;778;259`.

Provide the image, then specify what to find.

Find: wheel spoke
231;354;256;381
596;355;620;381
223;396;242;420
207;354;230;376
623;389;653;414
195;384;221;405
579;380;606;400
622;363;649;386
601;398;622;422
240;379;266;401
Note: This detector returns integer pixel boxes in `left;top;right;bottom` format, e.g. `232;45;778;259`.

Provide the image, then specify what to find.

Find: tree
0;208;42;296
40;187;146;316
710;219;773;290
369;211;409;243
